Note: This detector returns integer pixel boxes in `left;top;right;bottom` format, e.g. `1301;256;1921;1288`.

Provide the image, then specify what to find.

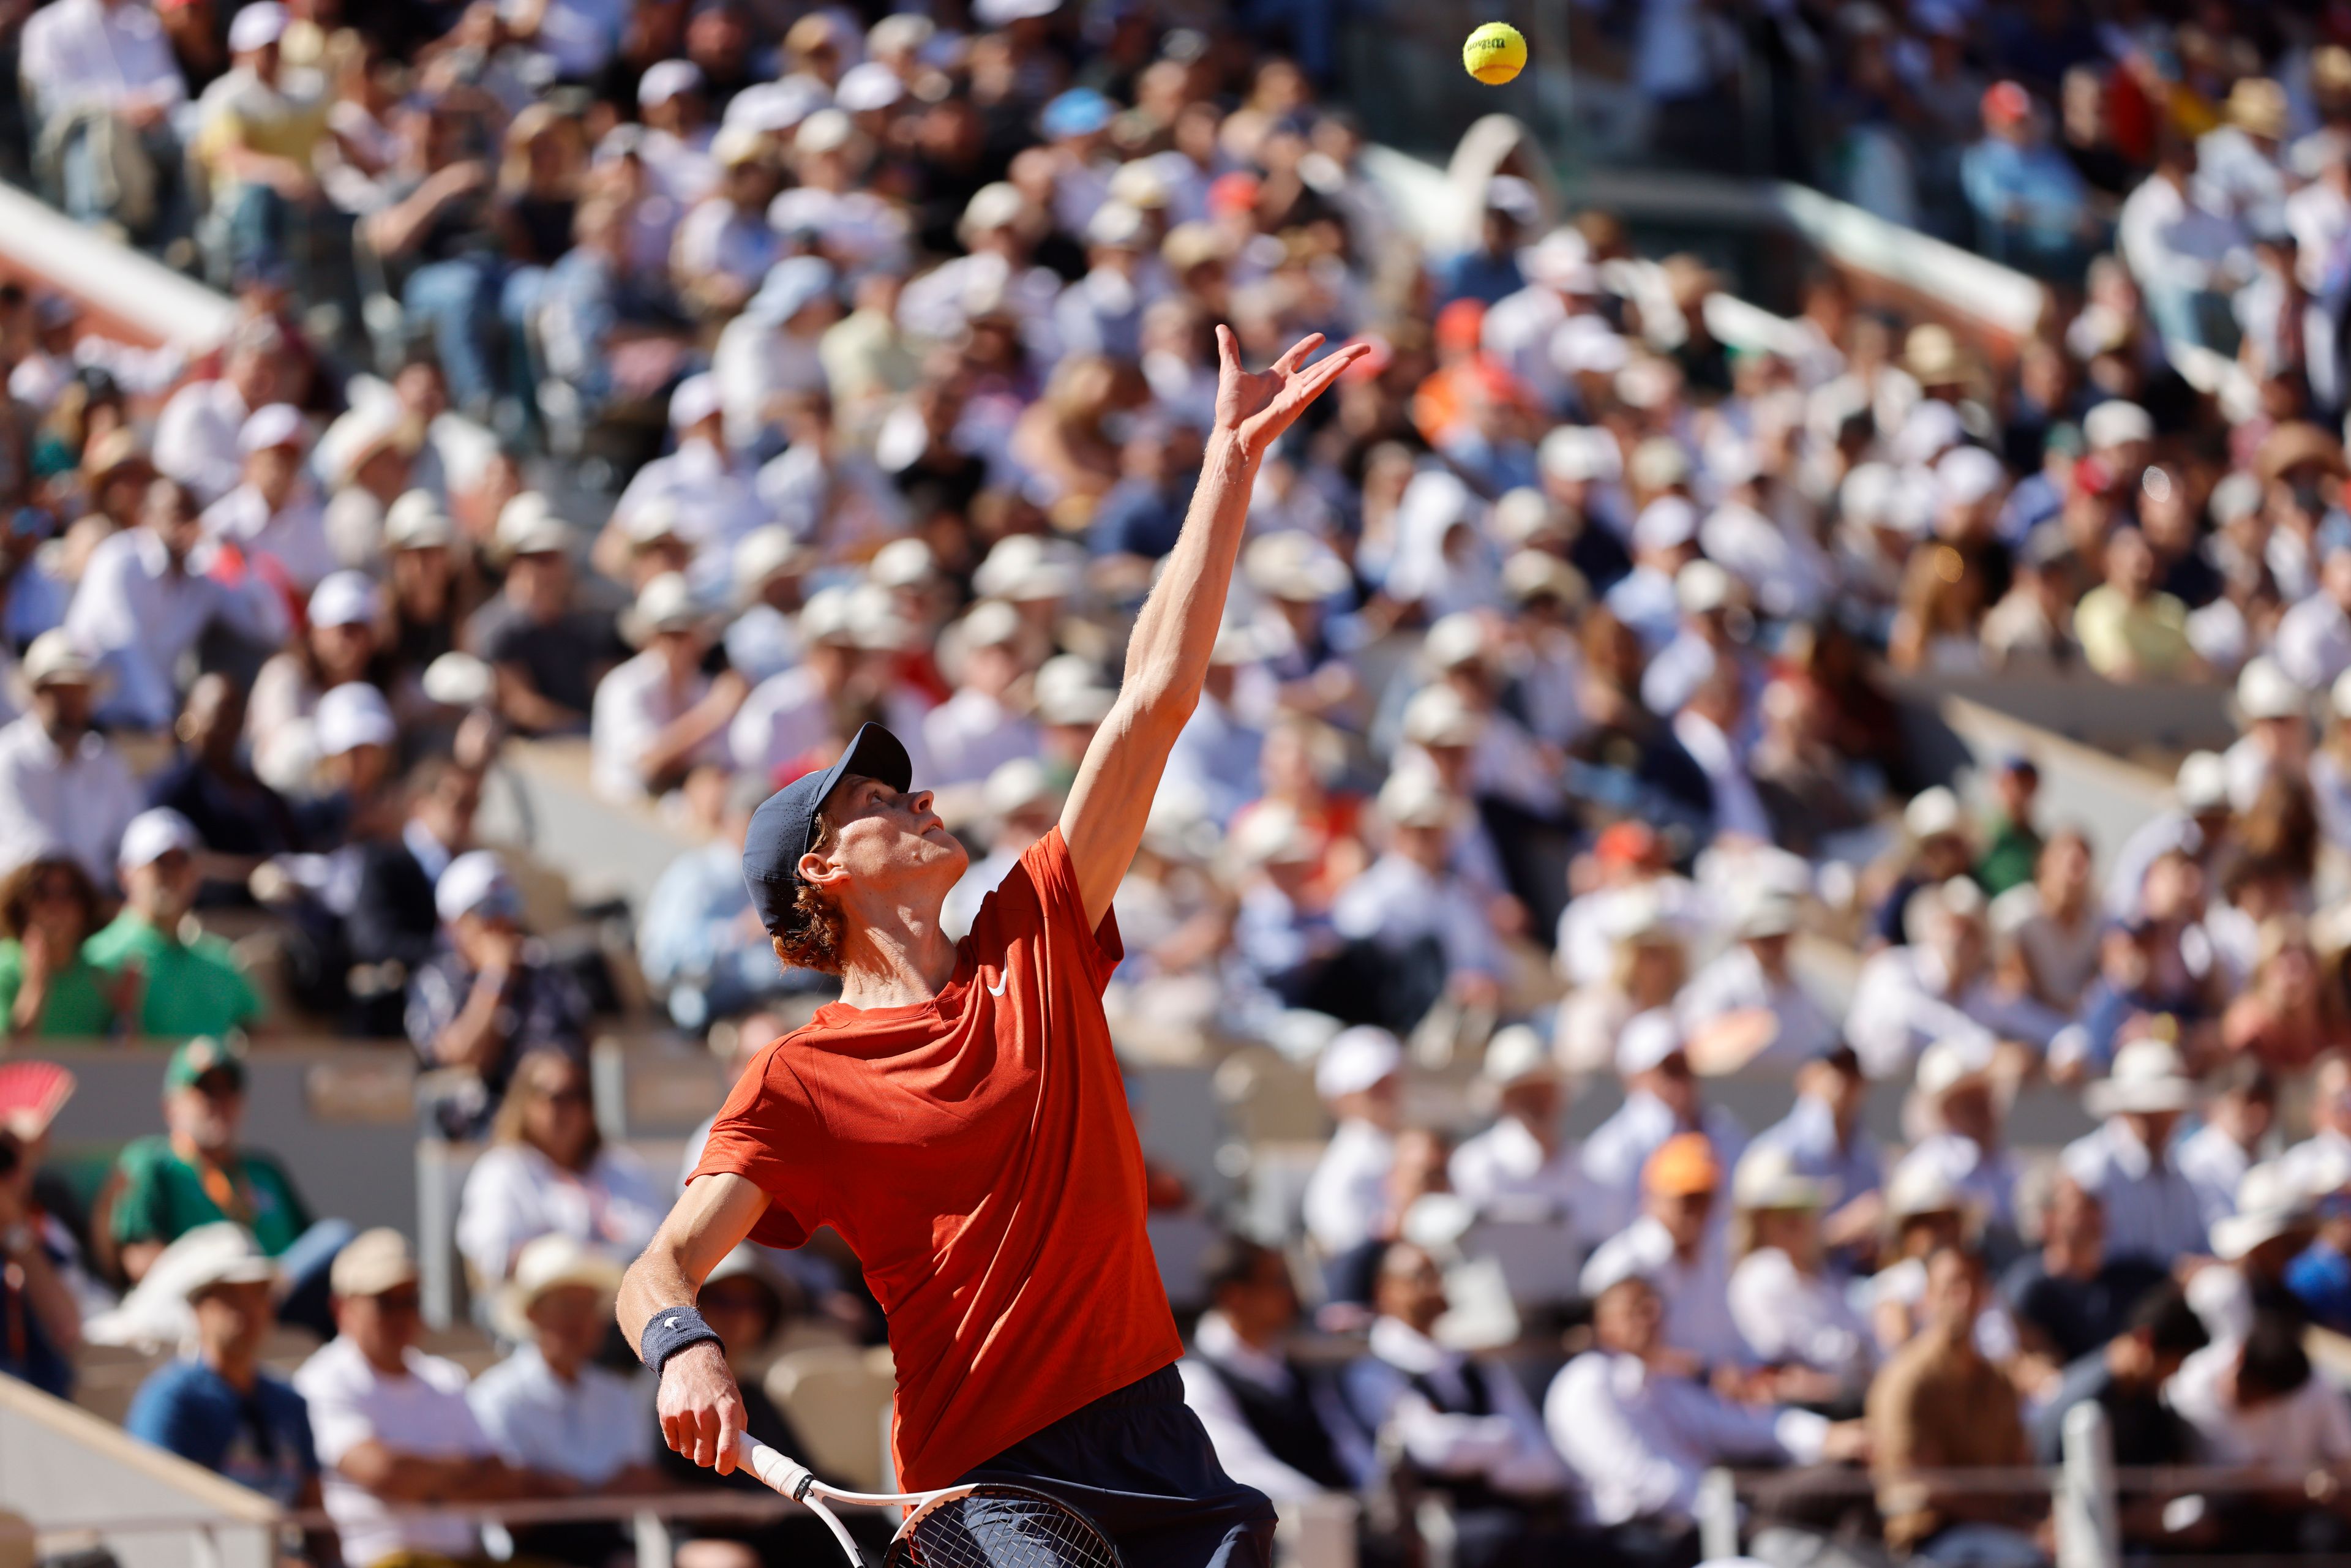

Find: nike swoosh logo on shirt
986;975;1007;996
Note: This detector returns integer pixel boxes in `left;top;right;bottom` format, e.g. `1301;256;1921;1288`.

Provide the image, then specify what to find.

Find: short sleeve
689;1047;818;1250
998;827;1123;995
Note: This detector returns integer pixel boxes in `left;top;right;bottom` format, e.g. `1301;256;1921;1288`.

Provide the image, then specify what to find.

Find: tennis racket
735;1433;1123;1568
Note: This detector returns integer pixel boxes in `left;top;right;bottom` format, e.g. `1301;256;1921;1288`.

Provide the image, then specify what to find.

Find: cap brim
2084;1079;2199;1117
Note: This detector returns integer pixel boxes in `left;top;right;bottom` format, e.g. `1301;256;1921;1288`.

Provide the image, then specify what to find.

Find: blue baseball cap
742;722;913;935
1042;88;1114;139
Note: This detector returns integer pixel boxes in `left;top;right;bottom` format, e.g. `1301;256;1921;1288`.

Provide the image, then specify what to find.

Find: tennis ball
1463;22;1527;85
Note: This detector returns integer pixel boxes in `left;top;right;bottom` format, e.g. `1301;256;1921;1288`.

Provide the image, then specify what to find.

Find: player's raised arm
619;1171;771;1474
1060;326;1368;926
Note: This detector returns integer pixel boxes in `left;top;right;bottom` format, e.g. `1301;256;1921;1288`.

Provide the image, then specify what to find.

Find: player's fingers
1272;332;1326;375
1300;345;1370;397
1215;323;1239;373
692;1404;721;1469
661;1409;683;1454
714;1401;741;1477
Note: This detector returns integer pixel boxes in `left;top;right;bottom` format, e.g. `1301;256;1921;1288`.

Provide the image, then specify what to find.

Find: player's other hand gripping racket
735;1433;1124;1568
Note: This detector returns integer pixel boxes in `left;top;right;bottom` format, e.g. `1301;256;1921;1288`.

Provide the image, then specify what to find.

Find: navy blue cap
742;722;913;934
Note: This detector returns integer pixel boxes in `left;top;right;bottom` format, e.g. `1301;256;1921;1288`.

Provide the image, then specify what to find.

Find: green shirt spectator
1973;756;2044;899
81;808;262;1041
112;1037;314;1278
0;853;116;1040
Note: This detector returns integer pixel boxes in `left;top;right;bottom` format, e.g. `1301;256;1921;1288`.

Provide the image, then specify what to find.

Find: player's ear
797;842;847;891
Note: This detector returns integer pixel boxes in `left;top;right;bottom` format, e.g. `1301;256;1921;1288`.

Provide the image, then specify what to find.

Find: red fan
0;1060;77;1136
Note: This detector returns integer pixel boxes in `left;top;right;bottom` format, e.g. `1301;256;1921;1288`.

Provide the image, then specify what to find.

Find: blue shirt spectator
1961;83;2095;276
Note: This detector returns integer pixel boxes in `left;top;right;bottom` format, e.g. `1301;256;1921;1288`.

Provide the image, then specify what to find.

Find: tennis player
618;326;1367;1568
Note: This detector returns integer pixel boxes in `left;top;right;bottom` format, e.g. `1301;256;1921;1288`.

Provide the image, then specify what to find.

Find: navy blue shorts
956;1364;1277;1568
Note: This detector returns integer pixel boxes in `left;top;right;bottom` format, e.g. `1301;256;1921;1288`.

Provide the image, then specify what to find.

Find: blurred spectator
2166;1312;2351;1552
1866;1247;2042;1562
200;402;334;595
1327;768;1502;1033
1177;1236;1361;1503
1448;1025;1580;1221
454;1046;662;1292
1580;1131;1744;1371
21;0;188;246
2000;1178;2168;1382
194;4;331;286
1676;884;1836;1074
405;851;592;1133
590;572;744;802
1988;828;2100;1013
86;809;263;1040
0;853;115;1038
124;1224;318;1506
2059;1037;2214;1266
0;631;141;885
1579;1010;1746;1243
1339;1240;1575;1568
639;769;795;1030
468;506;617;736
1960;82;2095;278
1302;1025;1400;1308
2027;1285;2207;1472
469;1235;663;1566
1547;1270;1859;1553
293;1229;554;1568
1727;1146;1873;1404
110;1036;348;1334
0;1099;78;1397
1751;1044;1883;1232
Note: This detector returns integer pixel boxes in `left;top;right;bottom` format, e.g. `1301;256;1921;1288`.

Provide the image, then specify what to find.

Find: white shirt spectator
152;378;249;504
1843;945;2001;1081
1728;1247;1873;1379
2119;172;2248;296
728;664;830;779
1346;1315;1572;1498
711;315;830;452
66;529;290;729
590;650;719;802
0;713;141;884
498;0;627;79
1672;705;1773;841
673;198;779;301
613;439;767;589
467;1341;653;1483
1302;1117;1393;1257
200;483;337;594
755;440;909;560
2194;125;2290;238
1543;1349;1828;1528
1676;945;1839;1071
2272;588;2351;692
2167;1337;2351;1468
1555;875;1711;989
1895;1134;2021;1232
2177;1122;2259;1229
2285;177;2351;291
2060;1118;2214;1265
294;1337;492;1566
1330;852;1501;978
1580;1216;1747;1369
1449;1115;1584;1225
1578;1092;1747;1244
20;0;186;124
923;686;1041;788
1176;1310;1363;1503
453;1141;667;1289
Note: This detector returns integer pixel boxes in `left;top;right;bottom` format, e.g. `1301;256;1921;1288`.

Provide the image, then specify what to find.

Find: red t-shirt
690;827;1183;1490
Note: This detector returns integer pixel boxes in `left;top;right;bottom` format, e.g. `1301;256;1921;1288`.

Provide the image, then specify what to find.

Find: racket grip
737;1435;817;1499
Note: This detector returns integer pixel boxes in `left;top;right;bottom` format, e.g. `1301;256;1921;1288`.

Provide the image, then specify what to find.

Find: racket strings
885;1487;1121;1568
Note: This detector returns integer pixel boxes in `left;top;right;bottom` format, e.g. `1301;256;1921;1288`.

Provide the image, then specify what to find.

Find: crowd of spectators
12;1;2351;1567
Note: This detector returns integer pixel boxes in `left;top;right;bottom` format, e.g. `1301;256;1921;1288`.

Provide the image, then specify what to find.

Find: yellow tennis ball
1463;22;1527;85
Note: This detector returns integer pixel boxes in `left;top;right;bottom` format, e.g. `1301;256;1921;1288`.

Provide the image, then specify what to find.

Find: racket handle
737;1434;817;1499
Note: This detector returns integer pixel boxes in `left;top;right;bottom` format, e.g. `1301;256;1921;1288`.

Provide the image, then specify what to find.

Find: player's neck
834;902;960;1008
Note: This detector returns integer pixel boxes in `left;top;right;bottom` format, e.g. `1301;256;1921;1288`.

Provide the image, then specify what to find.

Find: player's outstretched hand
658;1339;749;1475
1213;326;1371;459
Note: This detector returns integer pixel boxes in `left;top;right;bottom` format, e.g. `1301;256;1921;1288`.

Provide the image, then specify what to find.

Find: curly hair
769;810;846;973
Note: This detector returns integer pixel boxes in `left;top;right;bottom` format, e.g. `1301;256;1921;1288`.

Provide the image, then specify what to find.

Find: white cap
1892;400;1963;467
623;497;683;547
1903;785;1964;840
963;182;1031;235
118;807;198;871
1481;1023;1556;1086
668;373;723;431
973;535;1080;602
2085;1037;2199;1116
436;849;520;925
2175;749;2230;812
973;0;1060;21
733;526;809;595
307;571;380;630
2083;399;2154;451
797;108;857;156
1243;531;1348;602
2211;1161;2311;1262
1935;445;2008;507
631;572;701;637
1315;1025;1402;1100
1423;612;1491;670
238;402;306;454
1377;764;1460;828
21;630;99;688
725;78;829;137
981;757;1056;820
1229;801;1317;866
1629;436;1692;491
1885;1157;1974;1220
638;59;703;108
1086;200;1149;249
1033;660;1116;727
499;500;577;560
1539;424;1618;484
496;1234;624;1341
1633;497;1698;552
1493;488;1556;547
2237;655;2307;722
1732;1145;1834;1210
1914;1038;1989;1099
169;1222;280;1298
1616;1008;1685;1076
2331;667;2351;722
1503;550;1588;607
1675;558;1735;615
1551;317;1628;375
1520;225;1592;289
1841;461;1898;527
2211;470;2264;525
1734;884;1802;939
313;681;396;756
869;537;936;590
384;490;453;550
1401;683;1485;748
711;125;768;168
957;598;1023;651
844;582;915;650
228;1;287;51
835;61;906;113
